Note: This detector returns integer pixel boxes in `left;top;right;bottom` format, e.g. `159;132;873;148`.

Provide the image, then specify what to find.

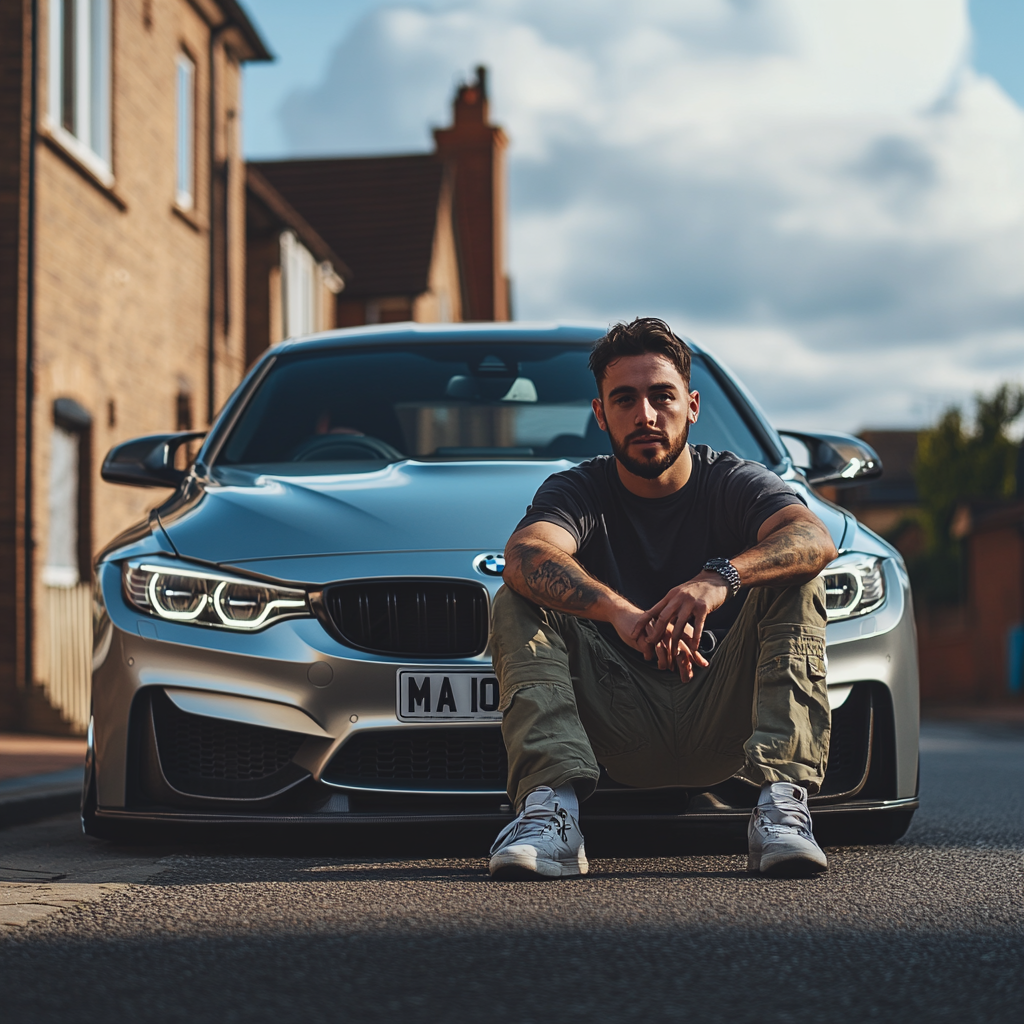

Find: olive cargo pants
489;580;830;810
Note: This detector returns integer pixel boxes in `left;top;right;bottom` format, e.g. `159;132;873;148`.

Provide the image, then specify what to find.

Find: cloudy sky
241;0;1024;433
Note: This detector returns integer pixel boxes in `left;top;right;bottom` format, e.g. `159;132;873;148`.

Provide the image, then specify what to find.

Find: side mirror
101;431;206;488
778;430;883;488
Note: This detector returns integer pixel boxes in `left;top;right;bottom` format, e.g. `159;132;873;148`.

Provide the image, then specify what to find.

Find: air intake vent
148;689;307;800
322;580;488;657
323;727;507;791
818;684;873;799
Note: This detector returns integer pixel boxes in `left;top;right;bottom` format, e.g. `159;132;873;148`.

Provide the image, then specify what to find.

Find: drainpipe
207;23;229;425
23;0;40;699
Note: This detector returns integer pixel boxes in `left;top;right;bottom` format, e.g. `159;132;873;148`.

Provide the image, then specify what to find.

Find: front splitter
92;796;918;828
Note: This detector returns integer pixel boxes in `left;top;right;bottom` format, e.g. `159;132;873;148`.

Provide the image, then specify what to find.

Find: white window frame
43;424;81;588
47;0;112;183
175;52;196;209
280;231;320;340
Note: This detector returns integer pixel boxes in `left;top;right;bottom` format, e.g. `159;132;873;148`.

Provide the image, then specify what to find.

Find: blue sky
238;1;1024;433
242;0;1024;157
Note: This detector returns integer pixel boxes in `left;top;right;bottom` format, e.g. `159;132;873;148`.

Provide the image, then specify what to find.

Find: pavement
0;734;86;828
0;733;88;781
0;717;1022;1023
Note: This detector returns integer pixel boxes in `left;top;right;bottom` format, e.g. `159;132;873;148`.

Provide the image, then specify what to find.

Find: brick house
244;164;349;365
838;429;1024;703
839;430;922;546
249;65;509;344
0;0;270;732
916;499;1024;704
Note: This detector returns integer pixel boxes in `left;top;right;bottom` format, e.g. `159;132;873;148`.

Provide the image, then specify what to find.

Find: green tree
910;384;1024;605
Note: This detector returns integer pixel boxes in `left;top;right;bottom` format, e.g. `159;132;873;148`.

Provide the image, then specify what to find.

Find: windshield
215;343;771;472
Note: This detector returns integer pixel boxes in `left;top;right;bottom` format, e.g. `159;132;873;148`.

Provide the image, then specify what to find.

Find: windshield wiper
434;447;535;457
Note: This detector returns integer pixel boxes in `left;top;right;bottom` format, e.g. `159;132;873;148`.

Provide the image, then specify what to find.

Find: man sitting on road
488;317;838;880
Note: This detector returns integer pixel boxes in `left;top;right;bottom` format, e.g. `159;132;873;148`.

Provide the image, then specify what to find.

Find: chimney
434;66;510;321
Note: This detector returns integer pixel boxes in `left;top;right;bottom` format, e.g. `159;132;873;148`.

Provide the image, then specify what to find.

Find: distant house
245;166;349;364
248;66;509;354
917;498;1024;704
0;0;270;732
839;429;921;542
252;154;462;330
842;429;1024;703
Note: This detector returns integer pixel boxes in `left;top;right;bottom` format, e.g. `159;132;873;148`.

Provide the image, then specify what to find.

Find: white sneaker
747;782;828;877
488;787;588;880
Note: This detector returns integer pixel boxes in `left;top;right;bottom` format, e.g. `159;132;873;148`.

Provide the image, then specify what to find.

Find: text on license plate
397;670;501;721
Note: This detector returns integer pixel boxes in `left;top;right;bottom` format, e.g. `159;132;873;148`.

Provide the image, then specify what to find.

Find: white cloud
279;0;1024;431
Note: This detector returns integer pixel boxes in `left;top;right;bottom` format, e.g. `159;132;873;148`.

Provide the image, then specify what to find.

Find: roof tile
251;156;445;298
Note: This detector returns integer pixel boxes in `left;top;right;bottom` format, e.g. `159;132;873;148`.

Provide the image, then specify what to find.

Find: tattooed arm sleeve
502;522;629;619
731;505;838;587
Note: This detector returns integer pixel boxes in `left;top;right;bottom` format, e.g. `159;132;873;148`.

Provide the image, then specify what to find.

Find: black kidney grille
324;728;507;788
152;690;303;783
323;580;488;656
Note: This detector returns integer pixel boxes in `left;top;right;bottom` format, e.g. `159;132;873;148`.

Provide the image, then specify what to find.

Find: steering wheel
289;435;405;463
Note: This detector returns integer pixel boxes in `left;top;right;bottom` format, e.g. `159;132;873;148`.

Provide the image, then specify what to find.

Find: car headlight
819;553;886;621
123;560;310;631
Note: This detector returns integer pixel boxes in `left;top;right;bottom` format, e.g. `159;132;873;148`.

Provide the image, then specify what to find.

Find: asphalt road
2;719;1022;1024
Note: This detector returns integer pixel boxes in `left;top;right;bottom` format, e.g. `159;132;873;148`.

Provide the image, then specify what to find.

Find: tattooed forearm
732;516;837;587
507;541;604;612
753;524;827;571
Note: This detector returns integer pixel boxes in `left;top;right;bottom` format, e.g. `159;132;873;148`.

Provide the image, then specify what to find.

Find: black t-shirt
515;446;804;651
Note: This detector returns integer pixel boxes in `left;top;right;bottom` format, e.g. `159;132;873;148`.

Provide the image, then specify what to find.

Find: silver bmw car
86;322;919;844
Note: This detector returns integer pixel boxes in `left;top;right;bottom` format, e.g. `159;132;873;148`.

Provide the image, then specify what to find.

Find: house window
43;399;92;588
175;53;195;208
280;231;319;339
47;0;112;175
176;390;193;431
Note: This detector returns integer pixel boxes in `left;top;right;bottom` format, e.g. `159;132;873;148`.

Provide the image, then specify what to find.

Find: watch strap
703;557;741;599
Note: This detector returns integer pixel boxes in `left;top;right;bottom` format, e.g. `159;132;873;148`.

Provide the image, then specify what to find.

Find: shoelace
755;795;814;838
490;805;572;855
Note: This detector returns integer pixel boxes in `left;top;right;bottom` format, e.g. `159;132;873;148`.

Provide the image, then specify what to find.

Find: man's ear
592;397;608;432
688;389;700;424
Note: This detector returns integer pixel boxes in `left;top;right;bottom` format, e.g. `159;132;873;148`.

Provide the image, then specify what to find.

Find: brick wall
412;171;462;324
0;0;32;727
917;517;1024;704
0;0;261;729
433;67;509;322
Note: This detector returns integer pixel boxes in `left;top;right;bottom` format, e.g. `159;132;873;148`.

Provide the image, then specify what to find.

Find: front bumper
90;555;920;828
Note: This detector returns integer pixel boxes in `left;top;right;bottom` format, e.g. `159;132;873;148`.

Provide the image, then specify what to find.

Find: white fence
40;583;93;733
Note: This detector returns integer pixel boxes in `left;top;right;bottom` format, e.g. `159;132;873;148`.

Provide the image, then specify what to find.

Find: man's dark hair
589;317;692;395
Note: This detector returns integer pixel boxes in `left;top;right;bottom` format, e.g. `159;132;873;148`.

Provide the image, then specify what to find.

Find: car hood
158;461;567;568
155;460;853;579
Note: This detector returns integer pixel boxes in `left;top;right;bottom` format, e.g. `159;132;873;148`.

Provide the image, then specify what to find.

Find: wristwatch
703;557;742;599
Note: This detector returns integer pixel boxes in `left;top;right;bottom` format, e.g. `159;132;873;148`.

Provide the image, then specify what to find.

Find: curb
0;768;83;828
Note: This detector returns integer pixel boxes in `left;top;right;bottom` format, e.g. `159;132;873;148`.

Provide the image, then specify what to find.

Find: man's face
592;352;699;480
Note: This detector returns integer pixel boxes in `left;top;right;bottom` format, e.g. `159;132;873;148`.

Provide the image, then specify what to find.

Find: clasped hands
611;572;730;681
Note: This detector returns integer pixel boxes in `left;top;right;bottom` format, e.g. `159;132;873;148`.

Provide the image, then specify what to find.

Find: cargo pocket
498;678;528;714
753;635;831;777
757;648;828;708
495;648;570;713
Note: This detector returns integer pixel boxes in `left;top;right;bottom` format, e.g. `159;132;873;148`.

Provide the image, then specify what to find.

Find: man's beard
609;421;689;480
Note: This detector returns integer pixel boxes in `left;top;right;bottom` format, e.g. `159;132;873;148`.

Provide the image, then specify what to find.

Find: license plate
397;670;502;721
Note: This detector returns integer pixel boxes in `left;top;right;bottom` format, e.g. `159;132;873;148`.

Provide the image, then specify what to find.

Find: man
488;318;837;880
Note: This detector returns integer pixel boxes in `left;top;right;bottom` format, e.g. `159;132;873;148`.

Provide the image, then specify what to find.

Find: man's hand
634;572;729;680
632;505;837;681
608;604;658;659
